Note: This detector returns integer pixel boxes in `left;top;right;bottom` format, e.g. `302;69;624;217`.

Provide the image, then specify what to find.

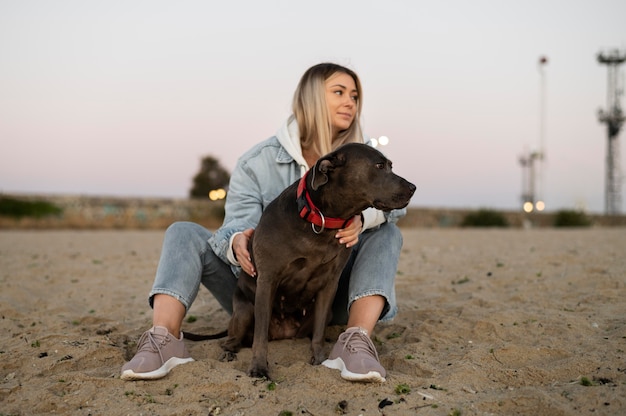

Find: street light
371;136;390;148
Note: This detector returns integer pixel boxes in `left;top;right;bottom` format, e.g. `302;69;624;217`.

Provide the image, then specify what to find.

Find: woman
121;63;405;383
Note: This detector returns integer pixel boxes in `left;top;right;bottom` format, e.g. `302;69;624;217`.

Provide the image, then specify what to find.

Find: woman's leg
345;295;386;336
152;294;187;336
122;221;236;380
331;222;402;326
324;222;403;383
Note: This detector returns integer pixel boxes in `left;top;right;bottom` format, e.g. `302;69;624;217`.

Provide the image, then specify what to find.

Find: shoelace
339;329;380;361
136;330;169;363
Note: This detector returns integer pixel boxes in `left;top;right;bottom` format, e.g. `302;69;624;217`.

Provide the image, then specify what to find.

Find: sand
1;228;625;415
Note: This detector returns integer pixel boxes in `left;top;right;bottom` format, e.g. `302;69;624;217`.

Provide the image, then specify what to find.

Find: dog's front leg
248;278;274;379
310;274;341;365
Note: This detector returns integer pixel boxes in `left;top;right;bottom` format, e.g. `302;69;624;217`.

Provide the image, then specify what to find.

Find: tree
189;155;230;199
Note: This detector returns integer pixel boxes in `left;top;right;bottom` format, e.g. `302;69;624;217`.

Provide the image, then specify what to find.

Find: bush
553;210;591;227
461;209;508;227
0;196;63;218
189;155;230;199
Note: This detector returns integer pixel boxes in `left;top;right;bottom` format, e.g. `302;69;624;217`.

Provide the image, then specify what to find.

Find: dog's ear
311;152;347;190
310;159;331;190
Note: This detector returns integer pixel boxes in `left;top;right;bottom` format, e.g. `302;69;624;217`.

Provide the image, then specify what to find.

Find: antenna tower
597;49;626;215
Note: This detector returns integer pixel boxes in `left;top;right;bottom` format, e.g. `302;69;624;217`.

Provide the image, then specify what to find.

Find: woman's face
325;72;358;137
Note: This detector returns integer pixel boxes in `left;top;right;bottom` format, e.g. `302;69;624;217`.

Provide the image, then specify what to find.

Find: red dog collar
296;171;353;232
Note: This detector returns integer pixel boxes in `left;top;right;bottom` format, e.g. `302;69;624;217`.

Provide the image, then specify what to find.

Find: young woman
121;62;405;383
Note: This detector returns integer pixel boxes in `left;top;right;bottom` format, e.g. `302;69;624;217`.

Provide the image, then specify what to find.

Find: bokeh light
535;200;545;211
523;202;534;213
209;188;226;201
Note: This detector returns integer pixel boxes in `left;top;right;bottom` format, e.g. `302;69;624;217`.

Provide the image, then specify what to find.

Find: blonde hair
292;63;363;159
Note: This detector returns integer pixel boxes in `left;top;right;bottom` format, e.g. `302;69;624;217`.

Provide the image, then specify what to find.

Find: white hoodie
275;115;387;232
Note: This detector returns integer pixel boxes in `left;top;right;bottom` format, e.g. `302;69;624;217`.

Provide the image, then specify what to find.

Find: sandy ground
0;228;625;416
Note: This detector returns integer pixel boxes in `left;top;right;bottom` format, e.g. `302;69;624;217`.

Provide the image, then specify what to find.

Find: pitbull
221;142;416;379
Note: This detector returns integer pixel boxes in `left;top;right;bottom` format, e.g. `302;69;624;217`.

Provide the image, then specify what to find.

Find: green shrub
553;210;591;227
461;209;508;227
0;196;63;218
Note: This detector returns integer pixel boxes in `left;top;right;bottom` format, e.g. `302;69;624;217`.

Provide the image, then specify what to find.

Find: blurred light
378;135;389;146
535;200;545;211
209;188;226;201
523;202;534;213
370;138;379;148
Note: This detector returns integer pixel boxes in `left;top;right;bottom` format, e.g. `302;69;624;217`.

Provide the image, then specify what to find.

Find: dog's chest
274;246;350;296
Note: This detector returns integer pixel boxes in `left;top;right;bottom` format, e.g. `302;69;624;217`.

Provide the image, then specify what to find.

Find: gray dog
220;142;416;379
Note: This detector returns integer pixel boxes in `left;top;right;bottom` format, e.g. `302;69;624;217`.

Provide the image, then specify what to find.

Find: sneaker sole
120;357;194;380
322;357;386;383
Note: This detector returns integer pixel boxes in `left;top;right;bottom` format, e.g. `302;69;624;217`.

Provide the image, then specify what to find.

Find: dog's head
309;143;416;217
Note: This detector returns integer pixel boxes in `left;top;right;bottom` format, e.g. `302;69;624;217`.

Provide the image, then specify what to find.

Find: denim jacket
207;116;406;272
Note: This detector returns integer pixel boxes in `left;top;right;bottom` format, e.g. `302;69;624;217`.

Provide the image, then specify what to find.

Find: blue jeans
149;221;402;324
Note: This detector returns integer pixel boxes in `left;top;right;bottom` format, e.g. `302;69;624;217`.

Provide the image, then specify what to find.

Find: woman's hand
233;228;256;277
335;214;362;248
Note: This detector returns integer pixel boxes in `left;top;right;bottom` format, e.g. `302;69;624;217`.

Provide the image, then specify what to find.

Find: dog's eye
375;163;385;170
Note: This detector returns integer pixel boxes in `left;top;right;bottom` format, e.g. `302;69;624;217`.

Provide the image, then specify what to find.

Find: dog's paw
219;351;238;362
247;365;270;380
310;354;325;366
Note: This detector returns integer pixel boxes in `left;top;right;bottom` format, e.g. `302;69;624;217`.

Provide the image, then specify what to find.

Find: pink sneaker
121;326;194;380
322;327;386;382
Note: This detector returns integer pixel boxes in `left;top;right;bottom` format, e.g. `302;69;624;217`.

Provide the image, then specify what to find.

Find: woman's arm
208;158;264;265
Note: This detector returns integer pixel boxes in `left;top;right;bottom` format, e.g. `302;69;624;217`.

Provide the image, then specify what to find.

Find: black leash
182;329;228;341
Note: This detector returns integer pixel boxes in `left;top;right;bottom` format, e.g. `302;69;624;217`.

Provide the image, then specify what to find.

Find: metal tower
597;49;626;215
520;56;548;213
519;150;542;212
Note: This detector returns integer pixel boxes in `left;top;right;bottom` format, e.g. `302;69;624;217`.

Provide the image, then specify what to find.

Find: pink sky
1;0;625;213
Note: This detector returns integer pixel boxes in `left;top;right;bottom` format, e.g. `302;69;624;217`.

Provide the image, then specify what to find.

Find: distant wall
0;194;225;230
1;194;625;229
396;207;626;228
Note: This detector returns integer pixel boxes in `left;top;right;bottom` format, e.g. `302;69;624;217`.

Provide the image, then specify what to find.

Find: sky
1;0;625;213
